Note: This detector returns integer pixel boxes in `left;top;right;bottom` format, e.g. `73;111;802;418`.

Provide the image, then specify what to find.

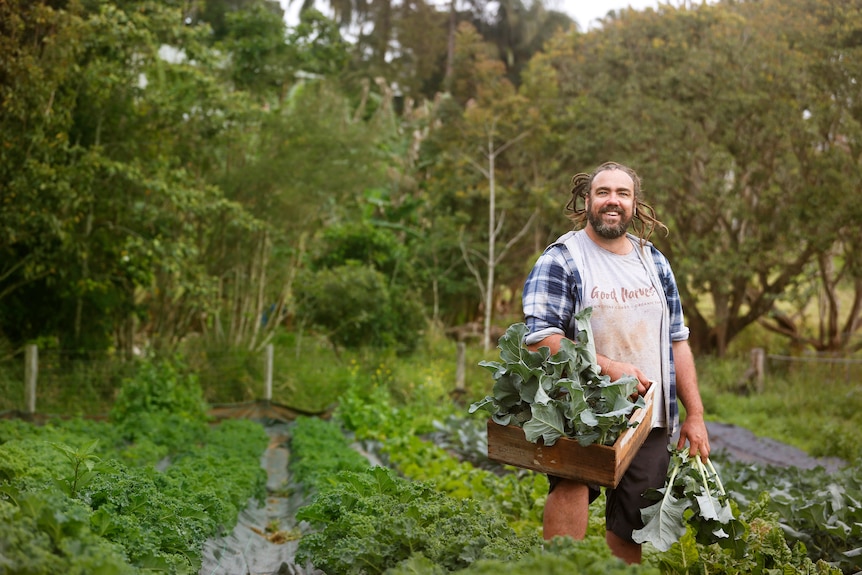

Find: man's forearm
526;333;566;355
673;340;704;419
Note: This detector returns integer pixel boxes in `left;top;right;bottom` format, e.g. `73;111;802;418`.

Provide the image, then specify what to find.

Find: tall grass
179;324;487;413
697;354;862;463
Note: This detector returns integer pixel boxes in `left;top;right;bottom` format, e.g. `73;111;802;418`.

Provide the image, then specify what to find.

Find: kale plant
469;308;645;447
296;466;537;574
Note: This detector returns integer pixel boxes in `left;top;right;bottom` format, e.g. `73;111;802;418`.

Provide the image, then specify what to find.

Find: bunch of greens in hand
469;308;646;448
633;447;742;552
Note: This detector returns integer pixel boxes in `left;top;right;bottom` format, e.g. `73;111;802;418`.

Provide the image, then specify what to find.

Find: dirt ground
703;421;846;472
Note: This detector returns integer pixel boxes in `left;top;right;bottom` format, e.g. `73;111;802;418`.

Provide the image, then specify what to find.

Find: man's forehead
592;170;634;191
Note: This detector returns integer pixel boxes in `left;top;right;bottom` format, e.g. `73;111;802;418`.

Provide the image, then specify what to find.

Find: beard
587;205;632;239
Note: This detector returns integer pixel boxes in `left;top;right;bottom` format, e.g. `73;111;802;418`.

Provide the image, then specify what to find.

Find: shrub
110;356;209;424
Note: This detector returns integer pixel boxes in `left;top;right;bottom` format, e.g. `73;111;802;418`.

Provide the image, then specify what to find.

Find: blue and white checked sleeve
522;245;580;346
649;246;690;342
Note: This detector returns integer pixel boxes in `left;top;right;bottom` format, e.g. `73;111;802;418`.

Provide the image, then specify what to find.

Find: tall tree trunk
445;0;456;91
74;207;94;346
483;135;496;351
458;126;533;351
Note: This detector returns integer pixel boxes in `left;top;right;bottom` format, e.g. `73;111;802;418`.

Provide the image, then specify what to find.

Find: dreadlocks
564;161;668;245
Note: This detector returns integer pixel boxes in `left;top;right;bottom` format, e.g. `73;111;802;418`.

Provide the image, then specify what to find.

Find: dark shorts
547;428;671;543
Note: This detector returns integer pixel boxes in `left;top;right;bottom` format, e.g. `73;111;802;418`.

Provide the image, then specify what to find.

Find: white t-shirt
575;232;666;427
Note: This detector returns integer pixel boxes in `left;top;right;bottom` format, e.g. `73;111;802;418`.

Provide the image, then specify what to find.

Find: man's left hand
677;415;710;460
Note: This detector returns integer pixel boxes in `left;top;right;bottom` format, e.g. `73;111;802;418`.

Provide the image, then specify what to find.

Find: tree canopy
2;0;861;356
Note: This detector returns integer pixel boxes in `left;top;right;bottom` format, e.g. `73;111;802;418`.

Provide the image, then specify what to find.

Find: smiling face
585;168;636;240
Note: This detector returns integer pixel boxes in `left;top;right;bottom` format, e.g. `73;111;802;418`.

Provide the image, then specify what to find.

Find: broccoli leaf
523;404;566;446
633;489;690;551
634;448;739;552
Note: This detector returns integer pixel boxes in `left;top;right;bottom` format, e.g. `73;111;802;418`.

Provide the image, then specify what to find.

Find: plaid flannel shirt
522;232;689;431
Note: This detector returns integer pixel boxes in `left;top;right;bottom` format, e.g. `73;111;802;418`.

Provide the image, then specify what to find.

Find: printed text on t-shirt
590;285;657;304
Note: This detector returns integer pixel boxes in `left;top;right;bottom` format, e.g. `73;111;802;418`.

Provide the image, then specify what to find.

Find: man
522;161;710;564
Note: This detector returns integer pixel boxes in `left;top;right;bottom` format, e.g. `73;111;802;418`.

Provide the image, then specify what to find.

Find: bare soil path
199;424;322;575
704;421;845;472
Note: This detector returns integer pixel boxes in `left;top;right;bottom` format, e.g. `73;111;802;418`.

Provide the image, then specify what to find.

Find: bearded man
522;161;710;563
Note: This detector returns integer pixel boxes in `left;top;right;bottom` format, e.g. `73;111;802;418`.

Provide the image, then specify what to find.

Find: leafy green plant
386;536;659;574
288;416;370;493
469;311;645;447
51;440;103;498
110;356;207;421
650;491;842;575
460;536;659;574
109;356;210;456
0;488;136;575
428;414;492;469
633;447;742;552
718;458;862;573
334;379;547;534
296;466;539;574
382;433;547;535
0;414;268;574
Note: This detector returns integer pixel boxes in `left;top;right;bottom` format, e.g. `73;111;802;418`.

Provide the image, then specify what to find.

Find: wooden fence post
454;341;466;398
264;344;274;401
751;347;765;393
25;344;38;414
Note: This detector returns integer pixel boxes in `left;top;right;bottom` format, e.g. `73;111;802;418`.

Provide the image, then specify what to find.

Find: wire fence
734;348;862;393
0;345;278;417
766;351;862;382
1;347;125;416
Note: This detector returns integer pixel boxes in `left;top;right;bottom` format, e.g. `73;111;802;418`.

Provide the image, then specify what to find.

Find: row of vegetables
296;383;859;574
0;358;859;574
0;359;268;574
0;415;268;574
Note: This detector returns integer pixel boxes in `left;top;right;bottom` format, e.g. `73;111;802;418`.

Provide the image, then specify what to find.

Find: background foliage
2;0;862;406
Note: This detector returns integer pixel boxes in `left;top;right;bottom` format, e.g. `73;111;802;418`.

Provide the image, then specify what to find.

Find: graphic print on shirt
576;233;664;390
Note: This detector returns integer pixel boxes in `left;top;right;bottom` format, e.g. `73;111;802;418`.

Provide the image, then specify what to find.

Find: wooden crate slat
486;384;656;487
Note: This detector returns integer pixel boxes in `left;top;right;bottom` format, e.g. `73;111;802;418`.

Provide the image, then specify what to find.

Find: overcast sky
551;0;662;29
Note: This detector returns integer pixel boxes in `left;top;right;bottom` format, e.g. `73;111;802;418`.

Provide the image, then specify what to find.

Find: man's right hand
600;356;651;397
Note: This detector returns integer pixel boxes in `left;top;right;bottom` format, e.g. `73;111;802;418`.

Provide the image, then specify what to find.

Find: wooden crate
486;384;656;487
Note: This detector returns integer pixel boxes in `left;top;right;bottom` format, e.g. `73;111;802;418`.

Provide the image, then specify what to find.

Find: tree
294;221;424;353
0;0;261;353
526;0;854;355
0;0;86;334
477;0;574;85
426;23;539;350
750;0;862;352
219;2;292;97
184;0;285;40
